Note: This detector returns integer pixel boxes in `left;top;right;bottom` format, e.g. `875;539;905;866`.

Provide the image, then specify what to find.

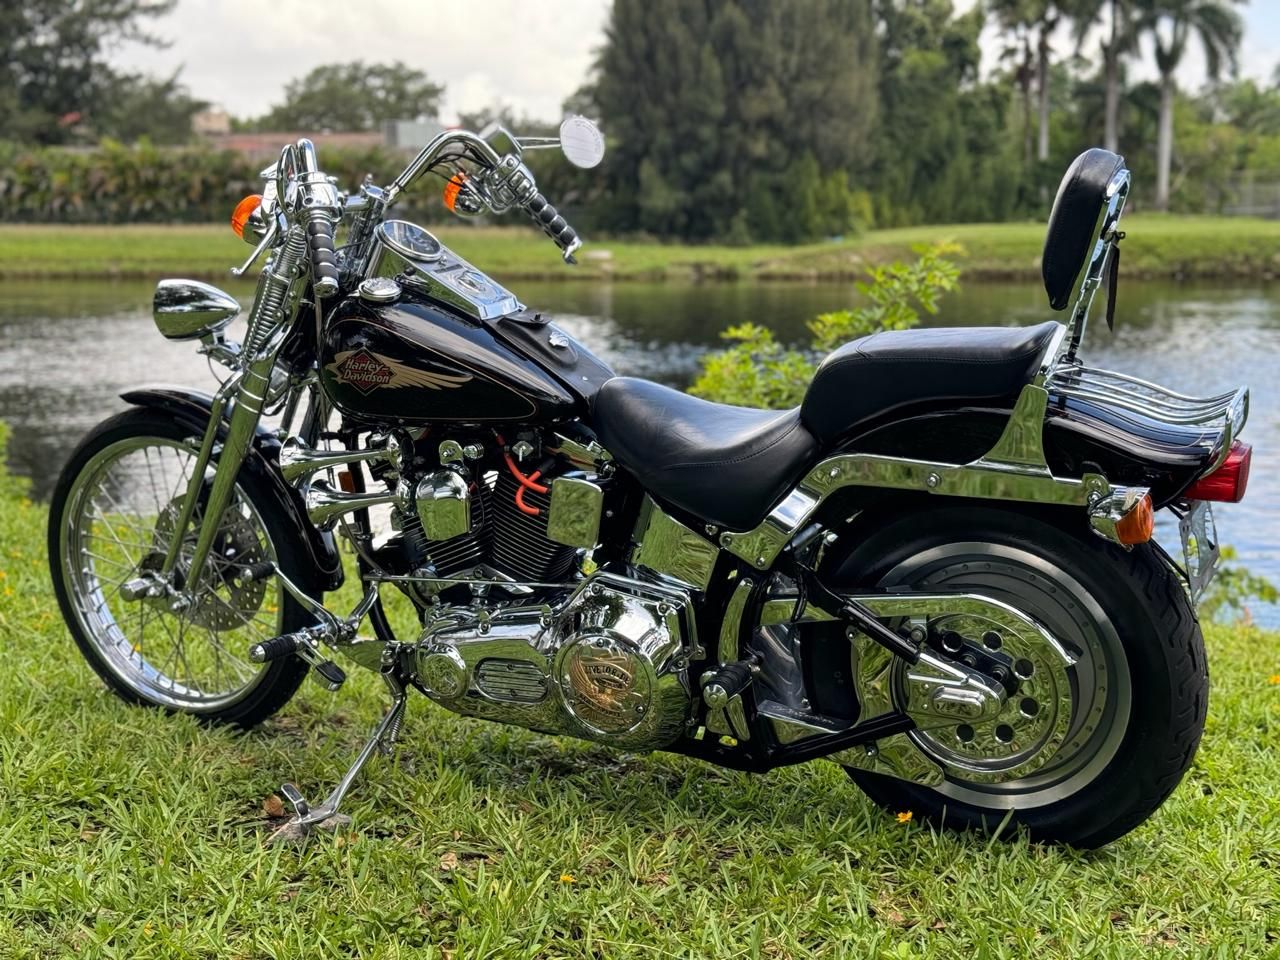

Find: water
3;277;1276;619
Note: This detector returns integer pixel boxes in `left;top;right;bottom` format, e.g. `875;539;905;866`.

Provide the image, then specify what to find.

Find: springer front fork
162;233;308;595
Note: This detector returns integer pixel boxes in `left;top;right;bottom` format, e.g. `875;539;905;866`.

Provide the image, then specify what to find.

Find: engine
412;571;700;751
371;430;585;603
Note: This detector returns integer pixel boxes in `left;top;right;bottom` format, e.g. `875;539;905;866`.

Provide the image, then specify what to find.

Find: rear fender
120;387;344;592
839;402;1215;508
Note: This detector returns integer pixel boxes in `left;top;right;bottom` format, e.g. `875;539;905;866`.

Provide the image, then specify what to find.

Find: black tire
49;407;313;728
829;503;1207;848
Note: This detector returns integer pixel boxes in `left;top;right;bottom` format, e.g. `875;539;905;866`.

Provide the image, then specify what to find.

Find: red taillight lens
1184;441;1252;503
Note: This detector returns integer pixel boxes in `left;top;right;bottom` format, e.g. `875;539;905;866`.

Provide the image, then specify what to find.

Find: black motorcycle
49;120;1251;847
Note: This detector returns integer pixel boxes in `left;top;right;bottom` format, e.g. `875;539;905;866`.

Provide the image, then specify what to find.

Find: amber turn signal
443;173;467;213
1115;493;1155;546
230;194;263;239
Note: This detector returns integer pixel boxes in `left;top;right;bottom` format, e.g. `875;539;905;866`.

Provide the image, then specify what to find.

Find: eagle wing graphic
382;355;473;390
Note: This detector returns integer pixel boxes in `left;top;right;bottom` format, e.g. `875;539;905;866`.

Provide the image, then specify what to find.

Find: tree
1033;1;1065;162
0;0;176;144
1139;0;1243;210
587;0;879;242
990;0;1039;164
95;71;206;144
1069;0;1142;152
259;61;444;132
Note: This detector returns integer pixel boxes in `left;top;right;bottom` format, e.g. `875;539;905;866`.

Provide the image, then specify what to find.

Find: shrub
689;242;961;408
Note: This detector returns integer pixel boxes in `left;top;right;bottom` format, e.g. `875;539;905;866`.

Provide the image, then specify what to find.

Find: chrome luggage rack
1046;362;1249;472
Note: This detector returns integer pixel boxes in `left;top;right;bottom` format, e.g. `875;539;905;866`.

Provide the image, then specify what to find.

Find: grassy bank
1;429;1279;958
1;214;1277;283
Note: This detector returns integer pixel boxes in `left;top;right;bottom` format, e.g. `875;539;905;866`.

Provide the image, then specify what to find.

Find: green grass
2;214;1277;283
1;426;1278;959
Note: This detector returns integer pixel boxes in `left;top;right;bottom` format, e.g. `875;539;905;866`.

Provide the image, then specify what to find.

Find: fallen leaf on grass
263;795;286;818
440;851;459;871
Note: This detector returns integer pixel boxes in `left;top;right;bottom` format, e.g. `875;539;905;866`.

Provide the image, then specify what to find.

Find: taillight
1184;441;1252;503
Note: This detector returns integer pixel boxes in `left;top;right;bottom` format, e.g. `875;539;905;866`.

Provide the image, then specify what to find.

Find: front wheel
48;407;313;728
829;504;1207;848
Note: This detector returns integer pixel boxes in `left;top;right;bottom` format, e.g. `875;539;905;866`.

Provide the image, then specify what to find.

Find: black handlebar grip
248;632;302;663
305;212;340;297
525;192;580;263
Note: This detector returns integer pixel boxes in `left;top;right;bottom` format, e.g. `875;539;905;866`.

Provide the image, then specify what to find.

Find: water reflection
3;277;1276;620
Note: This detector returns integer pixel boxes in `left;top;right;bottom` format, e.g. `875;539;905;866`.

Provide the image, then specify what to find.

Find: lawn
1;424;1278;959
1;214;1277;284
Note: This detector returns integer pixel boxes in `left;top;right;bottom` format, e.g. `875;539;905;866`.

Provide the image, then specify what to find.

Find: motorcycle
48;121;1251;848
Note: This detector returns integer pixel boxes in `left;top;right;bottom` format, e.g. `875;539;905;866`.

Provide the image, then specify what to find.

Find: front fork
161;229;308;596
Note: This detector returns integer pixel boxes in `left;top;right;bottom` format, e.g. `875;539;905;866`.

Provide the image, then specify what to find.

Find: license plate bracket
1179;500;1220;604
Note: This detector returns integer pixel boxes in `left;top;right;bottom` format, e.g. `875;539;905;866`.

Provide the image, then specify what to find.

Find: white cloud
109;0;610;123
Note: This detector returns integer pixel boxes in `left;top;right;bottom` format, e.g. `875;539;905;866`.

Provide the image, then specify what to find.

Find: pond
3;276;1276;621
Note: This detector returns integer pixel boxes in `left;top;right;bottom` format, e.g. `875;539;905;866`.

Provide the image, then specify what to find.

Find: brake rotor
152;497;269;632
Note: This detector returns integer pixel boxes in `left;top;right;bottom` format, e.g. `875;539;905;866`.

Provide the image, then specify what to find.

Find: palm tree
1069;0;1142;152
1139;0;1244;210
1032;1;1065;162
991;0;1039;164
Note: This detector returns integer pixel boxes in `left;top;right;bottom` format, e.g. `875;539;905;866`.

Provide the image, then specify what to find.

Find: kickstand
276;668;407;834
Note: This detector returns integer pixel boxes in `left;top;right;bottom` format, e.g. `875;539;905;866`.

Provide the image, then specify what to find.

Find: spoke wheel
50;408;312;727
829;503;1207;847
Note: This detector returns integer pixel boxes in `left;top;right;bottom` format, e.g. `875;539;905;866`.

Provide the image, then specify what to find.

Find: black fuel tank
319;291;579;425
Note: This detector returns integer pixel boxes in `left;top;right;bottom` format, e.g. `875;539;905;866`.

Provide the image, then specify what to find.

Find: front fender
120;386;344;592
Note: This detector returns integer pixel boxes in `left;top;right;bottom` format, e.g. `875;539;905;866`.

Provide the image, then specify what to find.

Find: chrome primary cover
413;572;698;750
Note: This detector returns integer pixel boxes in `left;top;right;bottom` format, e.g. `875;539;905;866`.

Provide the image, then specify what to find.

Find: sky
110;0;1280;126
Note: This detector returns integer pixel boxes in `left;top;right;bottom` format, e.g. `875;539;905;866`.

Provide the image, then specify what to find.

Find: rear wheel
49;408;312;728
829;504;1207;848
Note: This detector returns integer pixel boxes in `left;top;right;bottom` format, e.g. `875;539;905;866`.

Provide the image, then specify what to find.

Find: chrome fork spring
244;226;307;357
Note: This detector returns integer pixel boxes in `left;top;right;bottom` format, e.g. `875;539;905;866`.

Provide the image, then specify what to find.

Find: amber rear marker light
1115;493;1155;546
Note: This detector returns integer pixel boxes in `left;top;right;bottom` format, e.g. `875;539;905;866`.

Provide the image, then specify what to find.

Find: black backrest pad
1042;148;1125;311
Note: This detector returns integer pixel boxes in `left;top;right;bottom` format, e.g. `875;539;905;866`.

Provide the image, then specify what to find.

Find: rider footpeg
312;659;347;692
235;561;276;584
248;633;303;662
701;662;754;742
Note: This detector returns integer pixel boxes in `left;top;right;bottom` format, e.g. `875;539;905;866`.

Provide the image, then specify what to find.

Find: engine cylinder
490;469;576;584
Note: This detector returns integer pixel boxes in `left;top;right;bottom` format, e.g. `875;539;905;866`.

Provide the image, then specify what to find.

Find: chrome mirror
153;279;241;341
558;116;605;169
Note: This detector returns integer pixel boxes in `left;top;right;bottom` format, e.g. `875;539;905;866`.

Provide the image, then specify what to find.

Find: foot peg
701;662;753;742
248;629;347;691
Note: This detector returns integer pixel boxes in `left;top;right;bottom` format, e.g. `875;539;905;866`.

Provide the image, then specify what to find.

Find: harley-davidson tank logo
325;349;473;395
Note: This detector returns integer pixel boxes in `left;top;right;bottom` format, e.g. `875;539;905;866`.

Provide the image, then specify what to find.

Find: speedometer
377;220;443;263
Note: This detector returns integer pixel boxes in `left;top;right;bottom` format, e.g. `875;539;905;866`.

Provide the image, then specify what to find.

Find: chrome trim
546;477;604;549
631;497;719;591
415;470;472;541
1047;363;1248;472
278;435;400;484
306;482;404;530
722;450;1117;568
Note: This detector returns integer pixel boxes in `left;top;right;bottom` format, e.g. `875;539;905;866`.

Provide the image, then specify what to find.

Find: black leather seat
592;322;1060;531
800;322;1061;443
592;377;819;530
